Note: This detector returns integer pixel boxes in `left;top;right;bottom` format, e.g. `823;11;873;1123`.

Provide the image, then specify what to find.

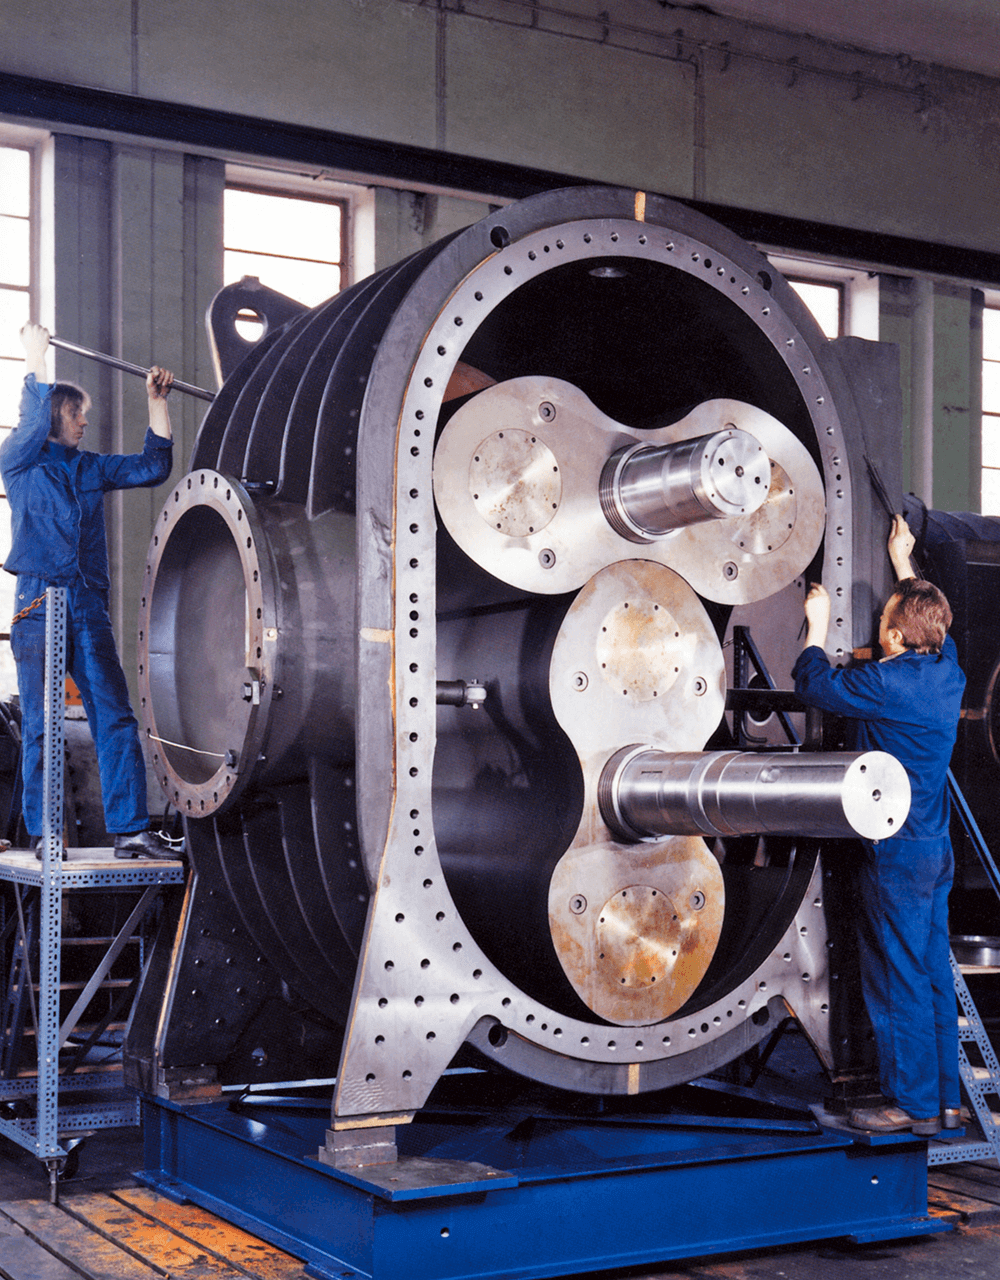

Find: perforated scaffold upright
0;588;185;1202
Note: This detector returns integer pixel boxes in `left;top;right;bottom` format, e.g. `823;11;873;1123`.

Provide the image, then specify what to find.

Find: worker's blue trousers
10;580;149;840
855;834;960;1121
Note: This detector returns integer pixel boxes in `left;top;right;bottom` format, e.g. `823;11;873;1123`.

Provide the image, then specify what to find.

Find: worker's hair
886;577;952;654
49;383;90;434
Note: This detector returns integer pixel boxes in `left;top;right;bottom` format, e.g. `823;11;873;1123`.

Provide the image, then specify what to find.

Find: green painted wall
0;0;996;815
2;1;998;254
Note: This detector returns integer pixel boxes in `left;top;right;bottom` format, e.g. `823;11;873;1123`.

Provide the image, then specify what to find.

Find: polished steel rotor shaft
600;746;911;843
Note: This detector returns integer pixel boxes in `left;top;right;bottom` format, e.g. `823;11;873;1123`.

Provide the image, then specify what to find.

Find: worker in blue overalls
2;323;183;860
793;515;965;1135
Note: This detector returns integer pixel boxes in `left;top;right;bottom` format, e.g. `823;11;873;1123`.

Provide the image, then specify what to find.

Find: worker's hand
147;366;174;400
802;582;831;651
19;322;49;361
888;514;916;579
804;583;830;629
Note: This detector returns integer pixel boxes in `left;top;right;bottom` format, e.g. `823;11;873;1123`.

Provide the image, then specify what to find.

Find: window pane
0;358;24;426
983;465;1000;516
0;290;29;349
0;148;30;218
982;414;1000;468
985;308;1000;362
789;280;842;339
0;214;30;287
985;361;1000;414
225;189;341;261
224;249;341;308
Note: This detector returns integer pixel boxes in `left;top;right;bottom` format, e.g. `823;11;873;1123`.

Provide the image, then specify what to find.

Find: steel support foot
317;1125;398;1169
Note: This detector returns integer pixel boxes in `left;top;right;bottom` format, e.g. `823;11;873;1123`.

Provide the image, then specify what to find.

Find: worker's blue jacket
0;375;173;592
792;636;965;839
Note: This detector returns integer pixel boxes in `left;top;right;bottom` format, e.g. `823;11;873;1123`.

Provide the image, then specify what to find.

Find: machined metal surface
601;747;911;843
951;935;1000;969
601;429;771;540
433;378;824;603
128;185;895;1129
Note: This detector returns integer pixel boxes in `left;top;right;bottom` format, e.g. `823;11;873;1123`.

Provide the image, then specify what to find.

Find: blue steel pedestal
138;1084;948;1280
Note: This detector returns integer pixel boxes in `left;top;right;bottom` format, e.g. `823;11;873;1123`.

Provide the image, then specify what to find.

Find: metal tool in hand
49;335;216;402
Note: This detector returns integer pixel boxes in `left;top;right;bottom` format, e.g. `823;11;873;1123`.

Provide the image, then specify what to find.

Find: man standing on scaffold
2;323;183;860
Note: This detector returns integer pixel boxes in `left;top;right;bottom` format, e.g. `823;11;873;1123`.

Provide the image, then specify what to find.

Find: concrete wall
2;1;998;252
0;0;996;811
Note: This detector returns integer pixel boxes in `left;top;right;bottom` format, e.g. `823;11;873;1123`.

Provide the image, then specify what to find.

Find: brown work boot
848;1105;939;1136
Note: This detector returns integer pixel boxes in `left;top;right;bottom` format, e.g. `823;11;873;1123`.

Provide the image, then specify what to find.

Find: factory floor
1;1124;999;1280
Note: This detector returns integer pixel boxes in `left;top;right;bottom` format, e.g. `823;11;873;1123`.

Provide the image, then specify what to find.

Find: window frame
980;292;1000;514
225;162;373;297
766;252;880;341
0;126;52;686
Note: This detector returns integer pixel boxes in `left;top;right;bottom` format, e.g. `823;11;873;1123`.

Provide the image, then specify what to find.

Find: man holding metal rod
1;322;183;860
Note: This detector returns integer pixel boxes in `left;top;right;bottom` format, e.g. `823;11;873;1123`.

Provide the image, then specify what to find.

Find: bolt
539;402;556;422
570;894;587;915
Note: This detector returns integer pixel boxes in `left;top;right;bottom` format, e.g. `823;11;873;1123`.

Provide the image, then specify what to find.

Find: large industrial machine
123;186;947;1279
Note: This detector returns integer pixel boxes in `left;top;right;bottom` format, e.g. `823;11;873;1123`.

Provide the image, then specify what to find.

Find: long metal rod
50;336;216;403
948;768;1000;901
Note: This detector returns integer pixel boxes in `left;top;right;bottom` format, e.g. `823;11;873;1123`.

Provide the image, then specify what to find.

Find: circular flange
595;599;686;701
595;885;685;989
137;470;277;817
730;459;797;555
653;401;825;605
469;428;562;536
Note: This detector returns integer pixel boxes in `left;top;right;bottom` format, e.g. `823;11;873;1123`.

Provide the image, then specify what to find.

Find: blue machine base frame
139;1090;949;1280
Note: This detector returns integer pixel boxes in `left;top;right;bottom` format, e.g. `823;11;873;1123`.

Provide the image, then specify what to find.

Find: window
0;146;32;443
224;184;346;339
767;253;880;341
982;306;1000;514
0;143;35;693
787;279;843;340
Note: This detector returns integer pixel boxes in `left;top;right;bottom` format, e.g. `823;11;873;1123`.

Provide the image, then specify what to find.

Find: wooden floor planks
111;1189;306;1280
1;1162;999;1280
928;1160;1000;1225
0;1191;307;1280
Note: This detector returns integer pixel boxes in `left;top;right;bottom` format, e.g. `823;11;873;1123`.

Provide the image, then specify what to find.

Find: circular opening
146;504;254;785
